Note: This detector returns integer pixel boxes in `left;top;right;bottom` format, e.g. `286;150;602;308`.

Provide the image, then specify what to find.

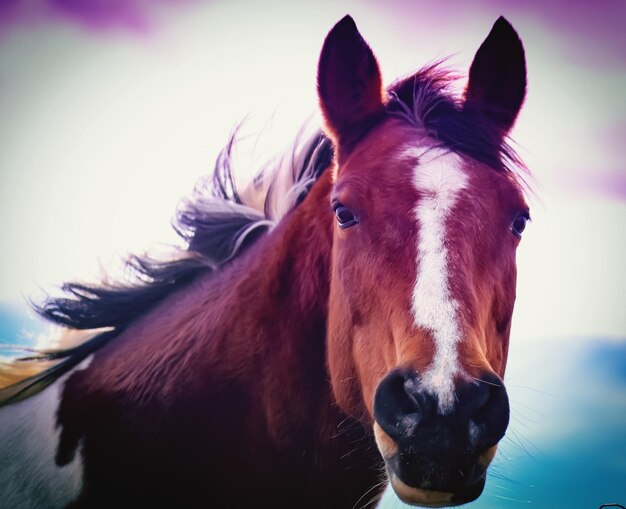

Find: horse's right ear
317;16;385;149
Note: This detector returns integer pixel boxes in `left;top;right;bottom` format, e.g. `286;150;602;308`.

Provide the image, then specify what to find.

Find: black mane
388;64;523;174
1;64;523;405
36;132;332;332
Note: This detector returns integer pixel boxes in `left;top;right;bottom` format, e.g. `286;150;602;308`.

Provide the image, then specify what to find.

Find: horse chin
382;446;498;507
387;471;485;507
388;473;455;507
375;422;498;506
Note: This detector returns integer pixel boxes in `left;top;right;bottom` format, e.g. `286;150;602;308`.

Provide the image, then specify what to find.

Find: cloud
0;0;195;36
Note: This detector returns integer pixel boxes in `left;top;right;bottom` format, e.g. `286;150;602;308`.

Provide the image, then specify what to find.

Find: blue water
381;338;626;508
1;303;624;508
475;339;625;508
0;302;46;357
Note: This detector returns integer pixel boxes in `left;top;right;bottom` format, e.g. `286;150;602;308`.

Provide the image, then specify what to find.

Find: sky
0;1;624;507
0;0;624;344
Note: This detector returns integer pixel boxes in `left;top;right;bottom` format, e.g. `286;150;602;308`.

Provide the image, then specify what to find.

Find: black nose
374;369;509;453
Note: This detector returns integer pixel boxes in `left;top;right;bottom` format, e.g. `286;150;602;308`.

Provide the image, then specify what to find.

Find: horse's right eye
511;211;530;239
332;202;359;229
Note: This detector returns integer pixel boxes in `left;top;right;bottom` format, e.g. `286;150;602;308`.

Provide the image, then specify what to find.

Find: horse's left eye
332;202;359;229
511;212;530;239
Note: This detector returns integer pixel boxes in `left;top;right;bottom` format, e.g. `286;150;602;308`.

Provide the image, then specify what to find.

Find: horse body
52;170;382;508
2;169;379;508
0;15;529;509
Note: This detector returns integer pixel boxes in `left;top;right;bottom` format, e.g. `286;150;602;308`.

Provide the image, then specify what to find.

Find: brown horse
0;15;529;508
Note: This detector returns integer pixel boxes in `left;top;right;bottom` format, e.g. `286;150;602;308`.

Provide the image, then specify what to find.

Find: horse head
320;16;528;506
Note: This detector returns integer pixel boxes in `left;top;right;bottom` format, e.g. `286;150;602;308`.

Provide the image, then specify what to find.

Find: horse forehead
342;132;513;213
402;146;468;195
400;142;519;210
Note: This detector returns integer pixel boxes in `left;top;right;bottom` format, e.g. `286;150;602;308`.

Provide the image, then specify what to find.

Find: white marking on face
406;146;468;413
0;356;92;508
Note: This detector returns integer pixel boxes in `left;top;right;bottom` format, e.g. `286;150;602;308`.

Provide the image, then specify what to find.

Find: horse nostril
461;374;510;450
374;370;510;453
403;373;420;406
374;369;429;442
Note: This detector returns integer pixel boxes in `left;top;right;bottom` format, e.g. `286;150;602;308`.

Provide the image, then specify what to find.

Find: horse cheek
326;286;367;420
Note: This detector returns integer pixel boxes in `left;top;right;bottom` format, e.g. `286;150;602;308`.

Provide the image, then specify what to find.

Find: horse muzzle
372;368;509;506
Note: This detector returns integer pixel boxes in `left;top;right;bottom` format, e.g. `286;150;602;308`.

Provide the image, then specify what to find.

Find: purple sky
0;0;198;34
1;0;624;61
0;0;623;340
0;0;626;198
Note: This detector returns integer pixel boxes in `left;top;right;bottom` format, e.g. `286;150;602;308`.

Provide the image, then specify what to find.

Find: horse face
319;17;527;506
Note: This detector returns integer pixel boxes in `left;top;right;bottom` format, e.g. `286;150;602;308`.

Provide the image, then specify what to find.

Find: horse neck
90;168;339;449
191;168;337;444
235;169;335;432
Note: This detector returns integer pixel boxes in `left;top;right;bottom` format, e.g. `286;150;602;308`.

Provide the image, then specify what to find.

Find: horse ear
317;16;385;148
464;17;527;135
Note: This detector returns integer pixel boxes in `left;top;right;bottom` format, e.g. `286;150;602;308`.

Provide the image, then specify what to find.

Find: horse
0;14;529;509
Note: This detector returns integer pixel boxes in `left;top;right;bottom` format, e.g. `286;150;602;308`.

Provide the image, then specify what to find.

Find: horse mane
0;63;524;405
36;129;333;331
388;63;525;176
0;130;333;404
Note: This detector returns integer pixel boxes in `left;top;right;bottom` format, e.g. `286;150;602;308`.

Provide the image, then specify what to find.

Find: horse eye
332;202;359;229
511;212;530;239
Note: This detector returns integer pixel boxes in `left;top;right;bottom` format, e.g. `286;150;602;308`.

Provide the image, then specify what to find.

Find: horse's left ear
317;16;386;149
464;16;527;135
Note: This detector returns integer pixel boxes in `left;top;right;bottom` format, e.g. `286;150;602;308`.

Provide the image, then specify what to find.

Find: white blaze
407;146;468;413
